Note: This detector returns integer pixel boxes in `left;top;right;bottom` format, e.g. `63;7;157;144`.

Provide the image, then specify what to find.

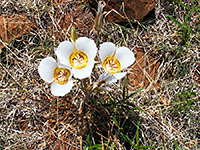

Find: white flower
38;57;73;96
93;72;118;90
99;42;135;79
55;37;97;79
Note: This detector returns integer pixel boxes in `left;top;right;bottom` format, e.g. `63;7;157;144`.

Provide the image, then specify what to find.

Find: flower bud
70;26;78;43
95;1;106;31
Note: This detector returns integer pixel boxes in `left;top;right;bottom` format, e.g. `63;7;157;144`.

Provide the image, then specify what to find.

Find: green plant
172;84;198;115
83;134;117;150
83;135;102;150
120;121;154;149
172;138;184;150
169;0;199;48
111;78;153;149
82;76;146;150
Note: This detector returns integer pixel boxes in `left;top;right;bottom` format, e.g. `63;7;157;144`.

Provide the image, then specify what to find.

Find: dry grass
0;0;199;149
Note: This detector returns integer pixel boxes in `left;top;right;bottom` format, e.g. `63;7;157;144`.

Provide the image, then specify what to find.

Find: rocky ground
0;0;199;149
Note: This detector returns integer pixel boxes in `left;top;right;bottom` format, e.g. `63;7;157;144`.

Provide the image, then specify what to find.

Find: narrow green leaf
184;10;192;24
138;145;155;148
195;7;200;11
123;76;127;100
191;0;195;8
187;99;197;105
90;144;102;149
136;121;140;147
135;106;145;112
123;134;136;146
169;15;182;27
86;135;92;147
174;138;179;150
126;87;145;99
176;1;190;10
190;105;198;110
113;117;120;128
152;46;168;53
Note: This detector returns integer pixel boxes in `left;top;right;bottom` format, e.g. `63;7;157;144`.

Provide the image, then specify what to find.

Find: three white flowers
38;37;135;96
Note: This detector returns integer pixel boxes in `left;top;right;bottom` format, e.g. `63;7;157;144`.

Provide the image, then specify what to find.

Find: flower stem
82;79;88;99
79;78;89;114
96;30;100;47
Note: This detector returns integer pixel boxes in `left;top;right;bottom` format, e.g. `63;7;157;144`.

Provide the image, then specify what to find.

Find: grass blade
136;121;140;148
174;138;179;150
169;15;182;27
176;1;190;10
126;87;145;99
123;76;127;100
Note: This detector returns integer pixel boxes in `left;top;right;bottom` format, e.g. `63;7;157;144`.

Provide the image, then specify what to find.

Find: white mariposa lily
38;57;73;96
93;72;118;91
99;42;135;79
55;37;97;79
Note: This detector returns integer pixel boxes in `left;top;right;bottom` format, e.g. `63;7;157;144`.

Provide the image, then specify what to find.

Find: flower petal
113;72;127;80
38;57;57;83
99;42;115;62
72;59;95;79
105;74;118;84
55;41;74;66
98;73;117;85
115;47;135;70
75;37;97;59
51;80;73;96
93;73;117;91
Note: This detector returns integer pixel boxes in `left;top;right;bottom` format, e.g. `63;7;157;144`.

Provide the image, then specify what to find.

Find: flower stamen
103;57;121;74
54;67;71;85
69;51;88;69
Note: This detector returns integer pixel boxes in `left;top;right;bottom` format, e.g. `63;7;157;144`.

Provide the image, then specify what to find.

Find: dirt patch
0;14;35;50
128;48;160;91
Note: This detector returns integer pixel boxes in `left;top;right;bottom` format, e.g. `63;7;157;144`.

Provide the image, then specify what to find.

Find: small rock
89;0;155;23
128;48;160;91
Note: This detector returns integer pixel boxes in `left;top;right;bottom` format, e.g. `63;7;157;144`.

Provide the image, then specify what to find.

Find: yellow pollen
54;67;71;85
103;57;121;74
69;51;88;69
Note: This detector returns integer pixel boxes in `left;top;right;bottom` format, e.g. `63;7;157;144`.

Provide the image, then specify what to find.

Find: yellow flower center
54;67;71;85
69;51;88;69
103;57;121;74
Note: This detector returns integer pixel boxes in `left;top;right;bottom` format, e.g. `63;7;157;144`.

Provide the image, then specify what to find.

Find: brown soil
0;14;35;50
128;48;160;91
